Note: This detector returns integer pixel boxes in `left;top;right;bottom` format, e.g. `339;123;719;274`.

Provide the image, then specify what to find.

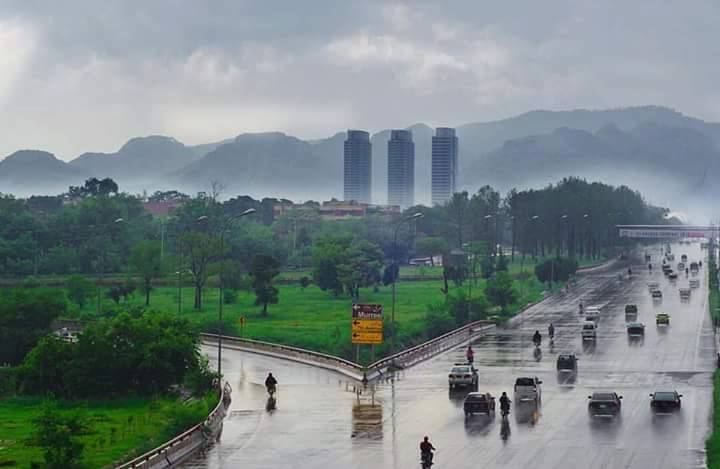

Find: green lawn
0;395;214;468
72;272;544;361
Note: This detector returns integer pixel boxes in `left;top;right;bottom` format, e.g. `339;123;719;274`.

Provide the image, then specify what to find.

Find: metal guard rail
115;383;230;469
202;319;495;379
201;333;365;374
367;320;494;371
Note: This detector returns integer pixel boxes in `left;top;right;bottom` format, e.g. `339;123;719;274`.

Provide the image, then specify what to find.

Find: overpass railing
115;383;231;469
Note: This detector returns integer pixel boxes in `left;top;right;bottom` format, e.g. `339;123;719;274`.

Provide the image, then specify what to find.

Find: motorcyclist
579;302;584;313
465;345;475;365
548;323;555;340
499;392;511;416
533;330;542;347
628;268;632;276
265;372;278;395
420;436;436;464
648;263;652;270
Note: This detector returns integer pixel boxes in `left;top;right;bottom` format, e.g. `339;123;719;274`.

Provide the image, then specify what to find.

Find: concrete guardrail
114;383;231;469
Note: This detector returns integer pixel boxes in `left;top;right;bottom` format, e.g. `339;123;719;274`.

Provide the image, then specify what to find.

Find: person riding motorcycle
648;263;652;270
466;345;475;364
628;268;632;276
265;372;278;395
579;302;584;313
499;392;511;416
548;323;555;340
533;330;542;347
420;436;436;464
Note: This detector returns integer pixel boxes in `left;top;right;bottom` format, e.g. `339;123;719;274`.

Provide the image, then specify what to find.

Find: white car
514;376;542;402
448;364;478;389
582;321;597;340
690;279;700;289
647;282;659;291
679;288;691;299
585;306;600;322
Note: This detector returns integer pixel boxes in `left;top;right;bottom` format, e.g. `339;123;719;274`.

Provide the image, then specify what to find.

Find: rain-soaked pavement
186;242;715;469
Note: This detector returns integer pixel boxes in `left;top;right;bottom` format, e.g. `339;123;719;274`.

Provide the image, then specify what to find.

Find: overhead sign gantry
617;225;718;239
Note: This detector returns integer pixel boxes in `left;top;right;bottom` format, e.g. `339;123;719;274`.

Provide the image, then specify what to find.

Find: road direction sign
352;331;383;344
352;304;383;344
352;319;383;331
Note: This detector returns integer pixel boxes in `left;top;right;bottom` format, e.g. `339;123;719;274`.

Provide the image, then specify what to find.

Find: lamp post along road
197;208;256;377
95;218;124;314
391;212;423;355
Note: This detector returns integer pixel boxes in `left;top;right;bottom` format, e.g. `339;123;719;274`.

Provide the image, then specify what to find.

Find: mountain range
1;105;718;220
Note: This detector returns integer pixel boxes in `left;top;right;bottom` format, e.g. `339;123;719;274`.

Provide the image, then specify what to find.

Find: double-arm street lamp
197;208;256;376
390;212;424;354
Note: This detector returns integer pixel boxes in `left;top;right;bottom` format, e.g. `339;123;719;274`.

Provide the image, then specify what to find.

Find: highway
186;242;715;469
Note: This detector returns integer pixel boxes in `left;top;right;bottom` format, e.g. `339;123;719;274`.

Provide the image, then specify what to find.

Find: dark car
627;322;645;336
625;304;638;314
556;353;578;372
650;390;682;412
588;392;622;417
463;392;495;417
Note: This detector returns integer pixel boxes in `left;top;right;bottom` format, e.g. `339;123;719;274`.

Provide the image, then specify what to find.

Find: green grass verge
69;273;544;361
0;394;216;468
706;255;718;468
708;370;720;469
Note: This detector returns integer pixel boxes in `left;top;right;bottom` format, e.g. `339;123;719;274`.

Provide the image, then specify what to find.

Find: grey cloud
1;0;719;160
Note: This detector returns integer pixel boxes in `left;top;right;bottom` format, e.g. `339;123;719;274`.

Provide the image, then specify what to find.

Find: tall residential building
387;129;415;209
431;127;459;206
343;130;372;204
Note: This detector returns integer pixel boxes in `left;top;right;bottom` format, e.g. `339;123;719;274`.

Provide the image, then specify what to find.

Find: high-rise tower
343;130;372;203
431;127;458;206
387;129;414;208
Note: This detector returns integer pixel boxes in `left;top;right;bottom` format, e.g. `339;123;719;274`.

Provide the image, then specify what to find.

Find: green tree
480;255;495;279
496;252;509;271
29;401;88;469
485;271;517;312
249;255;281;315
0;288;67;365
337;240;383;299
415;236;448;265
65;275;93;308
180;232;221;310
129;241;164;306
311;235;352;296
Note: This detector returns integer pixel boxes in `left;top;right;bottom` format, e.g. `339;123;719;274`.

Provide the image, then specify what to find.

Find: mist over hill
1;105;718;220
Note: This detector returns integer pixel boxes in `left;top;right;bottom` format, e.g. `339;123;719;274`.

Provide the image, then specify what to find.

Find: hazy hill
70;136;200;187
0;150;86;196
3;105;720;217
464;122;720;219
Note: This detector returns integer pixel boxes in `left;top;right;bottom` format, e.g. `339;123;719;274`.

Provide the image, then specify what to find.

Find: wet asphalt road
186;242;715;469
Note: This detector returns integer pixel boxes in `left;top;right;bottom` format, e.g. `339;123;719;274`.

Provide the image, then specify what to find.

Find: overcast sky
1;0;719;160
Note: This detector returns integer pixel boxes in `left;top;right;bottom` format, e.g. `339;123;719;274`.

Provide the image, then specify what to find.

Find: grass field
0;395;215;468
72;270;545;360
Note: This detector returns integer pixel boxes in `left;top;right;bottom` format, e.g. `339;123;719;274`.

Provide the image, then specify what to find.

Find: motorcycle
421;451;434;468
266;385;277;397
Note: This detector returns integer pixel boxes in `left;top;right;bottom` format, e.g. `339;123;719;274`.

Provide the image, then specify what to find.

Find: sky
1;0;720;161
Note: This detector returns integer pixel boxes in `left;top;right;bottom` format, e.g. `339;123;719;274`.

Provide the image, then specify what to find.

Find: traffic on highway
188;242;714;469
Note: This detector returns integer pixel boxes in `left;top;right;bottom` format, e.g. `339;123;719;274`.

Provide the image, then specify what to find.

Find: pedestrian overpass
617;225;718;240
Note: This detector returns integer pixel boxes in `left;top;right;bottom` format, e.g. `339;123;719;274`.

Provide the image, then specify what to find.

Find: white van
582;321;597;340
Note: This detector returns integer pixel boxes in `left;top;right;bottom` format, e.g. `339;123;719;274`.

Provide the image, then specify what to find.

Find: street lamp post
391;212;423;355
197;208;256;377
96;218;124;314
